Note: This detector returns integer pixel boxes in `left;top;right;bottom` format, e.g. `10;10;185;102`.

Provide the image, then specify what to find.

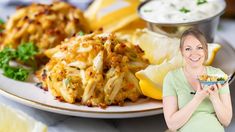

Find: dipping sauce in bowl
138;0;226;42
139;0;226;24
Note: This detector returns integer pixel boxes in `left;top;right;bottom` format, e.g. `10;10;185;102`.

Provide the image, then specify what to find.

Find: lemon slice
132;29;180;65
205;43;221;65
0;104;47;132
136;54;183;100
85;0;141;32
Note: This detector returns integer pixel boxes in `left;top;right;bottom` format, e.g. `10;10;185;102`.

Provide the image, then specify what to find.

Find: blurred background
225;0;235;18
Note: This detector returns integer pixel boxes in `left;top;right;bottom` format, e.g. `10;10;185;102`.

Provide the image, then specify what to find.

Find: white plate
0;36;234;118
0;76;163;118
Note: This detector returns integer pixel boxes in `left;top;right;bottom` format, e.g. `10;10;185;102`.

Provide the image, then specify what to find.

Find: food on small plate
0;103;47;132
36;31;149;108
0;2;89;53
0;0;224;107
198;74;229;86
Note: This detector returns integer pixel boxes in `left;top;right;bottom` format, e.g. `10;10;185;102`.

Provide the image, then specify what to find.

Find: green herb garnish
179;7;190;13
0;47;16;68
78;31;84;36
0;19;4;24
3;66;29;81
197;0;207;5
0;42;38;81
0;18;4;32
16;42;38;65
217;77;225;81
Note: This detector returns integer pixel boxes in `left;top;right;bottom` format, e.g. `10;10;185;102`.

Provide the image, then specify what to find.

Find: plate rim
0;87;163;114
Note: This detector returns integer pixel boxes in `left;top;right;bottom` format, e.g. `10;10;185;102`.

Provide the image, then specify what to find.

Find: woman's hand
194;86;209;102
207;84;220;101
207;83;232;126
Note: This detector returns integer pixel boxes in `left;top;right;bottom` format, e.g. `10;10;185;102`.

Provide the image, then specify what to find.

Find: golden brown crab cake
0;2;89;53
37;32;149;107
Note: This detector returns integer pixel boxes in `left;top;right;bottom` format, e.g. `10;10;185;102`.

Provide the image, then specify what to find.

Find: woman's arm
163;88;208;131
208;84;233;127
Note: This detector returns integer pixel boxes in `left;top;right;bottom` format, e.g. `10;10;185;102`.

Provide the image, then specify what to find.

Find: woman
163;28;232;132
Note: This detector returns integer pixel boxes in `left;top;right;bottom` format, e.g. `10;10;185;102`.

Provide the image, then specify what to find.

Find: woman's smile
189;56;201;62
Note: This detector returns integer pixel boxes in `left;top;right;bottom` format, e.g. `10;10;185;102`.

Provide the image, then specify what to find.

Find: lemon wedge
85;0;141;32
132;29;180;65
136;54;183;100
205;43;221;65
0;104;47;132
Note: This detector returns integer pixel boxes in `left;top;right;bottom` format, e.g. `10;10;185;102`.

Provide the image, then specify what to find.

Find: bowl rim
198;79;229;85
137;0;227;26
199;81;227;86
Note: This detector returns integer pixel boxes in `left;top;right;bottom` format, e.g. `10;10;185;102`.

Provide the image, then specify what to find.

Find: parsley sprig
3;66;29;81
0;42;38;81
0;19;4;25
16;42;38;69
0;48;16;68
0;18;4;33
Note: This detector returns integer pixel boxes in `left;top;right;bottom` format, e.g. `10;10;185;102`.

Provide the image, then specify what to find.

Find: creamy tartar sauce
140;0;226;23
